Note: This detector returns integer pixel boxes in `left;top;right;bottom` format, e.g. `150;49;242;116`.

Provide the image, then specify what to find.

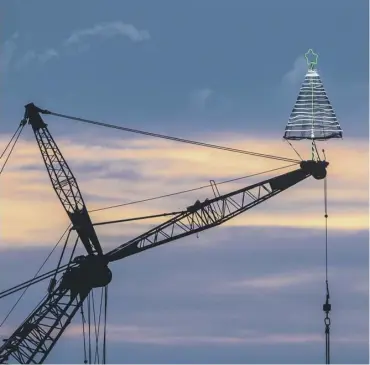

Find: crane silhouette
0;103;328;364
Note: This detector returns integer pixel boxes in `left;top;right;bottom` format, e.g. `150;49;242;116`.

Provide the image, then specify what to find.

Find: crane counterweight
60;255;112;296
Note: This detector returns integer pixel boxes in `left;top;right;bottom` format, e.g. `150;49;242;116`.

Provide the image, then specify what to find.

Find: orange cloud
0;132;367;248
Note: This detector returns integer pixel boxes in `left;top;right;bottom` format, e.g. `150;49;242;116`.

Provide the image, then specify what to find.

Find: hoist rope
103;285;108;364
0;226;70;327
87;211;187;227
94;289;104;364
81;306;88;364
284;139;303;161
89;163;297;213
0;264;72;299
91;290;99;364
87;293;92;364
43;110;300;164
323;171;331;364
82;287;107;364
0;124;24;176
316;145;322;161
0;125;21;160
50;229;72;288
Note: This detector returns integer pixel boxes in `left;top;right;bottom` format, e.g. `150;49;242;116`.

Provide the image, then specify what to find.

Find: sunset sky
0;0;368;363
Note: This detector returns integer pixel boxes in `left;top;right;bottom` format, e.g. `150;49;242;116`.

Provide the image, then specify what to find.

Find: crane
0;103;329;364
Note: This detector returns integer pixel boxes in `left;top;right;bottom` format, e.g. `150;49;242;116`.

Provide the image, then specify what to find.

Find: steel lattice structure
0;103;329;364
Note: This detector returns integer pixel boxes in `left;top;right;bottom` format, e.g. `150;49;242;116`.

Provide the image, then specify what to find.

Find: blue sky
1;0;368;135
0;0;368;363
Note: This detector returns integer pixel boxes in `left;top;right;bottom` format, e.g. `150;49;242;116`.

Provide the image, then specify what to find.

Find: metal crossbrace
106;168;311;261
33;127;102;256
0;288;86;364
35;128;84;212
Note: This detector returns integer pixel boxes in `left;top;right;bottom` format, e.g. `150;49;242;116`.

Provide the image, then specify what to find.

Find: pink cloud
64;323;367;346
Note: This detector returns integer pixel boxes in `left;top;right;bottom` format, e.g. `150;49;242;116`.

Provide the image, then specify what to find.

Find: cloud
0;32;58;71
214;267;368;296
0;32;18;73
0;130;367;248
4;21;149;72
224;271;320;290
64;323;367;346
38;48;58;63
64;21;150;46
190;88;214;109
0;226;367;362
282;55;307;86
15;48;58;69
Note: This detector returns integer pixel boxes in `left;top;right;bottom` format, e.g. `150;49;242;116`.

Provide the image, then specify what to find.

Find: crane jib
105;160;328;263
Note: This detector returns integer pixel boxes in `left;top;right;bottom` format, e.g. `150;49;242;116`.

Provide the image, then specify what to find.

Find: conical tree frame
283;67;343;141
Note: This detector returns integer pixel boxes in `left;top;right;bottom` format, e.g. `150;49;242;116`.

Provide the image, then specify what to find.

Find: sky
0;0;369;363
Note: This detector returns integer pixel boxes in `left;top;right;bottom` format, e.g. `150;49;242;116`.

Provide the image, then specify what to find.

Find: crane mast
0;288;83;364
0;103;329;363
0;255;111;364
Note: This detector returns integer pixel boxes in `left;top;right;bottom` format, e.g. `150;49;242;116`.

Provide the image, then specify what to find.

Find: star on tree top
305;49;319;69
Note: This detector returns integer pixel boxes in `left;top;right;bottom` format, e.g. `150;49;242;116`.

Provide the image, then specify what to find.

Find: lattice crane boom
105;161;327;262
23;103;103;256
0;288;84;364
0;256;111;364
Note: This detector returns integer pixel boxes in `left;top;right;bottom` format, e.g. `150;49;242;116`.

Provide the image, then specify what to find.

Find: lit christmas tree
283;49;343;141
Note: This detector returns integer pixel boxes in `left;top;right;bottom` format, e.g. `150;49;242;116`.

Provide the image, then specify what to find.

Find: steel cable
44;110;300;164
